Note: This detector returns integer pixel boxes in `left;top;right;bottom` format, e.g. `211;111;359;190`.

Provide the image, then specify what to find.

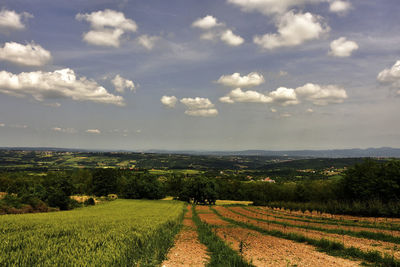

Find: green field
0;200;185;266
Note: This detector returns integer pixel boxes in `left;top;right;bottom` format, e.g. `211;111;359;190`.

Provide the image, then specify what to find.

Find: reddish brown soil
215;226;362;266
162;206;209;267
243;207;400;237
216;206;400;259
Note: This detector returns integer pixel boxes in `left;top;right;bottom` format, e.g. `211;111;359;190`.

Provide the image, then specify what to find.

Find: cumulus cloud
0;9;33;32
269;87;298;106
253;11;329;50
52;127;77;134
86;129;101;134
220;87;298;105
220;88;271;103
227;0;323;16
329;0;352;14
328;37;358;57
111;74;135;93
220;30;244;46
137;34;159;50
76;9;137;47
192;15;222;29
0;41;52;66
161;95;178;108
185;109;218;117
192;15;244;47
180;97;218;117
377;60;400;91
0;68;125;106
180;97;215;109
295;83;347;105
82;28;124;47
217;72;265;88
220;83;347;106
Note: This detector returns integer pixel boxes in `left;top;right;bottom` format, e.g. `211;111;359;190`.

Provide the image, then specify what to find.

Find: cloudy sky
0;0;399;151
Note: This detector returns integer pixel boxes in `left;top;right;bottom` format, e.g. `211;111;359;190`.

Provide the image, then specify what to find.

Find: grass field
0;199;185;266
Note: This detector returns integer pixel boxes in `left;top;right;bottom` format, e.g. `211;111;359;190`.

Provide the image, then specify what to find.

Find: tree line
1;159;400;216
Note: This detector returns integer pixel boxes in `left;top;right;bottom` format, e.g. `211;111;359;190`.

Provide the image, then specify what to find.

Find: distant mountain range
2;146;399;158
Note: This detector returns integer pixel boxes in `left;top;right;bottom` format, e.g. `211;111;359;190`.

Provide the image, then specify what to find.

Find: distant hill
1;147;400;158
146;147;400;158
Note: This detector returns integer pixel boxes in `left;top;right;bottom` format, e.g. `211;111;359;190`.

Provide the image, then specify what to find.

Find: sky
0;0;399;151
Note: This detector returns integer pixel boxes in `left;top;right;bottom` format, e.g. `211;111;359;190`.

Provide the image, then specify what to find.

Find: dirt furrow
162;206;209;267
262;206;400;225
196;206;361;266
242;206;400;238
216;206;400;259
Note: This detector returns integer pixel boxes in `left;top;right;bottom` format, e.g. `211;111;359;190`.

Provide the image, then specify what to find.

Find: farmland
0;200;184;266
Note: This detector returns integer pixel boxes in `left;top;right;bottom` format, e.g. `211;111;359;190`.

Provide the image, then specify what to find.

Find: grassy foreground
0;199;185;266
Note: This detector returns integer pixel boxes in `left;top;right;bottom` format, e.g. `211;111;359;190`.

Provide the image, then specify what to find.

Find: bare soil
162;206;210;267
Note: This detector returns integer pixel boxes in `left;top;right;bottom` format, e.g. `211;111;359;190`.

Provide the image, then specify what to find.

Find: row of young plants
265;200;400;218
238;207;400;244
211;206;400;267
191;205;254;267
250;206;400;232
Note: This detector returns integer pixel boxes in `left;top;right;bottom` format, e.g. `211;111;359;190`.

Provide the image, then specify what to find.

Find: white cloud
0;41;52;66
0;9;33;32
111;74;135;93
185;109;218;117
0;68;125;106
220;88;272;103
86;129;101;134
329;37;358;57
227;0;324;16
82;28;124;47
217;72;265;88
43;102;61;108
76;9;137;47
220;83;347;106
329;0;352;14
179;97;218;117
269;87;298;106
253;11;329;50
220;30;244;46
220;87;297;105
295;83;347;105
192;15;222;29
192;15;243;47
180;97;214;109
76;9;137;31
52;127;77;134
161;95;178;108
137;35;159;50
377;60;400;91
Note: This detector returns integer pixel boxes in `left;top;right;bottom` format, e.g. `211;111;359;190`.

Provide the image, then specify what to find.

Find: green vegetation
0;199;184;266
192;205;254;267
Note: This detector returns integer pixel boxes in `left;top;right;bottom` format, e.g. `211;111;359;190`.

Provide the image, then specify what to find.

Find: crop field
0;200;185;266
161;204;400;266
3;200;400;266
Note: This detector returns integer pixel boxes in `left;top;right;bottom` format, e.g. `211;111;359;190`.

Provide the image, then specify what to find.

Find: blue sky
0;0;399;150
